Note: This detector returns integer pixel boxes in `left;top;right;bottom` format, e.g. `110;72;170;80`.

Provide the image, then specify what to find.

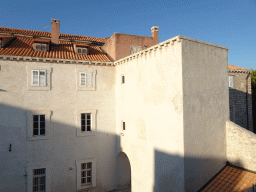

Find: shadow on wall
0;103;250;192
153;150;248;192
229;88;253;132
0;103;128;192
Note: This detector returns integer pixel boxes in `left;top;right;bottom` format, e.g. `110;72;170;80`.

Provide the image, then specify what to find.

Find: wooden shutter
80;72;86;86
86;72;92;87
39;70;46;86
32;70;39;86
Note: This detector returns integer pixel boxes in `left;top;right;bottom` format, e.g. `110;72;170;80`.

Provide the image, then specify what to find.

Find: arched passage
117;151;131;190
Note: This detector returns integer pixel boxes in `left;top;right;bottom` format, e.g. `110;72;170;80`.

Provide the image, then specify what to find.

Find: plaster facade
226;121;256;172
0;28;235;192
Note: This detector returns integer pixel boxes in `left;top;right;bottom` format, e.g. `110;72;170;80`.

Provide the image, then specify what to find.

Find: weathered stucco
0;61;117;192
182;38;229;192
226;121;256;172
115;38;185;192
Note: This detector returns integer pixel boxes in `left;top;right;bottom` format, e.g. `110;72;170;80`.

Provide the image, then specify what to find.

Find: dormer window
0;40;2;48
34;43;48;52
77;47;87;55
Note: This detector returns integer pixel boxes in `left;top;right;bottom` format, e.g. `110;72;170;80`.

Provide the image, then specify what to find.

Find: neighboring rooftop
228;64;250;71
199;164;256;192
0;27;111;62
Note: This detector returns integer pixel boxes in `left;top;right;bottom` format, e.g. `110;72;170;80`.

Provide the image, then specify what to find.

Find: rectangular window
80;72;92;87
31;70;46;86
0;40;2;48
81;162;92;185
33;168;46;192
122;74;125;84
77;47;88;55
229;76;234;88
130;45;142;54
33;115;46;136
122;121;125;131
81;113;91;132
34;43;48;52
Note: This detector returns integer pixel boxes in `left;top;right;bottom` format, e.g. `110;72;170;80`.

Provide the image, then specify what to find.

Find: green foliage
251;69;256;86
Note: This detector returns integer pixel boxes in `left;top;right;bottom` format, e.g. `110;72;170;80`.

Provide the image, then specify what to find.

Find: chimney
151;26;159;44
51;19;60;46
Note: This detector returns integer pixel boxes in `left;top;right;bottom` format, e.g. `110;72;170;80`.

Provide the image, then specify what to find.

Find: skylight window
34;43;48;52
77;47;87;55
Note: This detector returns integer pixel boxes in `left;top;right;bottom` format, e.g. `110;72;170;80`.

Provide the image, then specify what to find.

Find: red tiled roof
200;165;256;192
0;27;111;62
228;64;249;71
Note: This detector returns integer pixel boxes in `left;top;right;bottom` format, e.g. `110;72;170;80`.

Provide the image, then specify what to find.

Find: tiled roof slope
0;27;111;62
228;64;250;71
199;165;256;192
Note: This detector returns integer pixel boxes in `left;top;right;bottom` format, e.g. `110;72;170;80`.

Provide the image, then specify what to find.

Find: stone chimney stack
51;19;60;46
151;26;159;44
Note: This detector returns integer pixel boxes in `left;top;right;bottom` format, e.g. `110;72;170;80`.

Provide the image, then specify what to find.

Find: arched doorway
117;152;131;190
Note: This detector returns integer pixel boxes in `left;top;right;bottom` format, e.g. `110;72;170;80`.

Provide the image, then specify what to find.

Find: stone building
228;64;253;132
0;19;256;192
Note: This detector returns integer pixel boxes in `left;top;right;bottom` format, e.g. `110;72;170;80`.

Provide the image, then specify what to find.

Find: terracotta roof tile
201;165;256;192
0;27;111;62
228;64;250;70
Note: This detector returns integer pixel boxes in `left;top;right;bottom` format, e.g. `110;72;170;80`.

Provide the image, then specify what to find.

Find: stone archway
117;152;131;190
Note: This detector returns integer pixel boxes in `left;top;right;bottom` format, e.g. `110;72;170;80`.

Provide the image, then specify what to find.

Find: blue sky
0;0;255;69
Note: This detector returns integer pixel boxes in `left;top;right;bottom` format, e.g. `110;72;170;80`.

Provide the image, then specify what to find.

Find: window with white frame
76;159;96;190
121;74;125;84
76;109;96;137
81;113;91;132
130;45;142;55
34;43;47;52
26;110;52;141
81;162;92;185
31;70;47;86
27;164;51;192
77;47;88;55
33;115;45;136
80;72;93;87
229;76;234;88
33;168;46;192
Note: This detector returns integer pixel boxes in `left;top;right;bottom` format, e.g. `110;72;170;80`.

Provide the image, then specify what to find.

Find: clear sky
0;0;255;69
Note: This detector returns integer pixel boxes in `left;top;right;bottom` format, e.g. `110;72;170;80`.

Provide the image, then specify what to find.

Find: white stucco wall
182;38;229;191
0;60;117;192
226;121;256;172
115;38;185;192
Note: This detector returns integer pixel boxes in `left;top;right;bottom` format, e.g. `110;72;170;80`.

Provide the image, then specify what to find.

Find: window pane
81;120;85;126
87;170;91;176
81;171;86;177
40;176;45;184
81;113;85;119
81;163;86;169
40;128;45;135
33;115;39;121
87;126;91;131
81;178;86;184
33;128;38;135
40;122;45;128
87;114;91;119
33;122;38;128
87;120;90;125
40;115;45;121
87;163;91;169
81;126;85;132
87;177;91;183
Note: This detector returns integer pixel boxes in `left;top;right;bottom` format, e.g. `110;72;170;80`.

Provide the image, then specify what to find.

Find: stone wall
226;121;256;172
228;70;253;132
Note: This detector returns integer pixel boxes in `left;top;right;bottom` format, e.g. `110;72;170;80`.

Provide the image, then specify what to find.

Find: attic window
0;40;2;48
77;47;87;55
130;45;142;55
34;43;48;52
